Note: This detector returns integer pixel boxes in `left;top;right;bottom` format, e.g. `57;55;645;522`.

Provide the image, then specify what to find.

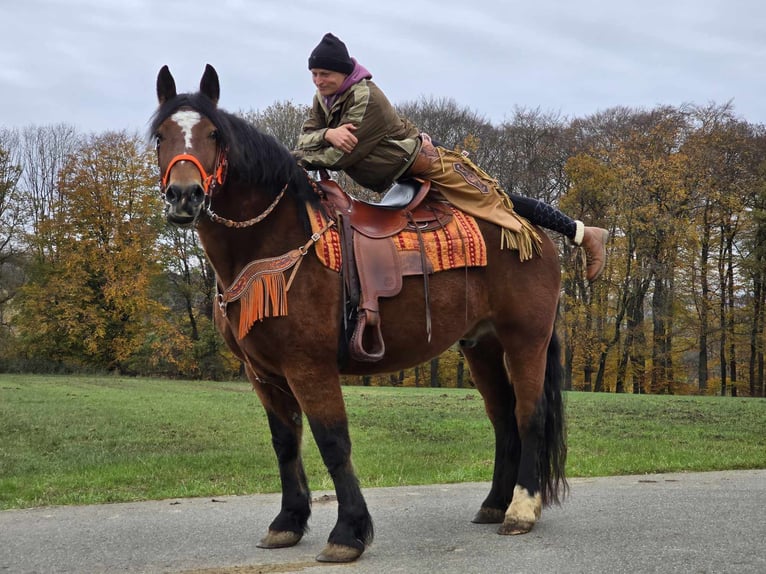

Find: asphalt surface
1;470;765;574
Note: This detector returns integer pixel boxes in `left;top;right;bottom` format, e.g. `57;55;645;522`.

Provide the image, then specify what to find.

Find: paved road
1;470;765;574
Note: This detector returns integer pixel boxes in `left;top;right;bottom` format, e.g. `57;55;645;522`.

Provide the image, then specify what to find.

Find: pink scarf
323;58;372;109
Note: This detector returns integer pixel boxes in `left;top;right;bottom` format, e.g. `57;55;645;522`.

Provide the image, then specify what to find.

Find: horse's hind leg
461;336;521;525
497;329;567;535
465;323;566;536
247;366;312;550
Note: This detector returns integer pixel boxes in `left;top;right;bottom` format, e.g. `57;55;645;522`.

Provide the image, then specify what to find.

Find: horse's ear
157;65;177;105
200;64;220;105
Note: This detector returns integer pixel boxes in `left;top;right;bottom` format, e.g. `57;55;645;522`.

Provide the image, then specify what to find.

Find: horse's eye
210;130;219;142
154;133;163;148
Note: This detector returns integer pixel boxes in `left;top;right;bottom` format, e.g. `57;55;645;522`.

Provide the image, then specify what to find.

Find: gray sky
1;0;764;134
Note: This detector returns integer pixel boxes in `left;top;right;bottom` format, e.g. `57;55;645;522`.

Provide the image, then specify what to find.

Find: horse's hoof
472;507;505;524
316;543;364;563
497;519;535;536
256;529;302;549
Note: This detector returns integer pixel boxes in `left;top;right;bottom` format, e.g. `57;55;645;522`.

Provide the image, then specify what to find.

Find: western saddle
316;173;452;362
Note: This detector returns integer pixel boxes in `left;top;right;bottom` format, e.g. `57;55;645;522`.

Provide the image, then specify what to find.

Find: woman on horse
293;33;609;282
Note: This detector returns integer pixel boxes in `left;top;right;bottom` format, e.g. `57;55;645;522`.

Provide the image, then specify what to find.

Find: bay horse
151;64;567;563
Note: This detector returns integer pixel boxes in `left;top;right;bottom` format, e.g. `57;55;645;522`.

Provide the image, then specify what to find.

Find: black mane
149;92;318;207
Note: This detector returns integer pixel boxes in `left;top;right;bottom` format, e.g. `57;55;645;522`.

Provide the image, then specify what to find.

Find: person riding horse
293;32;609;281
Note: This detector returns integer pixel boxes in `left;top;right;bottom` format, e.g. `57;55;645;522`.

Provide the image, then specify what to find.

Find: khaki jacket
295;79;420;193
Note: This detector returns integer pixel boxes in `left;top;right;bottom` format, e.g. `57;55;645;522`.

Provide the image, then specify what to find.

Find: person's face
311;69;347;97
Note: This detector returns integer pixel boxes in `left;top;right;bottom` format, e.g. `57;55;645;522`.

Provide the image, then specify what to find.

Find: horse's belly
342;269;490;375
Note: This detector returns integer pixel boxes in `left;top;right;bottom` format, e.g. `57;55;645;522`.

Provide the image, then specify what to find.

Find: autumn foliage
1;99;765;395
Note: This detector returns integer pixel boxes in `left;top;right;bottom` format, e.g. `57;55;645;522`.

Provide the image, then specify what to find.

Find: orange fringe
237;272;288;339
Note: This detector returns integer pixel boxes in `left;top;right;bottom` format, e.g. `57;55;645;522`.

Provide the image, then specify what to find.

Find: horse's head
153;64;227;226
152;65;320;230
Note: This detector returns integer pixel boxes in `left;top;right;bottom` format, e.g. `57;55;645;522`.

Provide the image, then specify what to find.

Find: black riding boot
508;194;580;242
508;194;609;282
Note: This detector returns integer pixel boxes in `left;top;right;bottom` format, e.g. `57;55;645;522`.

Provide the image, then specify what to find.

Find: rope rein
204;170;321;228
205;183;287;228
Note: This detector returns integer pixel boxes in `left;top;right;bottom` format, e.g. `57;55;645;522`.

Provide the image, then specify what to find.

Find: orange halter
160;147;228;196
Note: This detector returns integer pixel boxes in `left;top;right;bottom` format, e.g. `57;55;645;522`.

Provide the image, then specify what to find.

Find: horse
150;64;567;563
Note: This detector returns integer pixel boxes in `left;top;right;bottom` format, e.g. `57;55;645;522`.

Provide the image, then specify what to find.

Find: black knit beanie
308;33;354;75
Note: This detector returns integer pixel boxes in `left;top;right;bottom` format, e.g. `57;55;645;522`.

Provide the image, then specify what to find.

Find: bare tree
18;124;81;259
240;100;310;148
499;107;569;205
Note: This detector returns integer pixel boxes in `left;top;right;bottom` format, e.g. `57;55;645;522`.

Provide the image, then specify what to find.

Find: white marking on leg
506;485;542;523
171;110;201;149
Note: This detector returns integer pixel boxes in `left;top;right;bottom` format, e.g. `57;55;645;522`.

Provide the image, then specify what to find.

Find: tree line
1;98;765;396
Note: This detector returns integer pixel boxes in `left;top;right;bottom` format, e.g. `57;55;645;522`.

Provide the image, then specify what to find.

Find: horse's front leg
248;367;312;549
215;312;312;549
300;373;373;563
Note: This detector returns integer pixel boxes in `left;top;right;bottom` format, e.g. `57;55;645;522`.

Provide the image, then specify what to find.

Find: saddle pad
306;204;487;273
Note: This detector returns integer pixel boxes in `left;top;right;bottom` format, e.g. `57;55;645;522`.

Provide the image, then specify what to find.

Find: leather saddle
316;174;453;362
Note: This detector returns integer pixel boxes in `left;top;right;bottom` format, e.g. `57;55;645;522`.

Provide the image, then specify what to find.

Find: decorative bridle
159;145;289;228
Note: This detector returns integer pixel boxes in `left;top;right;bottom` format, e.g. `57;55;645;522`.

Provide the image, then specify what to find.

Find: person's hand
324;123;358;154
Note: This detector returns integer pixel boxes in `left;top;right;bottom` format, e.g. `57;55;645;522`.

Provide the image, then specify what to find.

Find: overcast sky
1;0;764;135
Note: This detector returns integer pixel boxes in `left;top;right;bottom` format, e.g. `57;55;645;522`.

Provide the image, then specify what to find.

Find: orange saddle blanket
306;203;488;272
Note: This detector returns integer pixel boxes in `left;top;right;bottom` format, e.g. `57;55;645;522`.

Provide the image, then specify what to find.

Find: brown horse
151;64;567;563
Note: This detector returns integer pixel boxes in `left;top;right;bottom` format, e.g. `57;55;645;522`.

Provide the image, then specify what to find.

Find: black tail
538;329;568;506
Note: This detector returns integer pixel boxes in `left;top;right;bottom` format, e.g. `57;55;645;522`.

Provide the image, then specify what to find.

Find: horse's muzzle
165;183;206;225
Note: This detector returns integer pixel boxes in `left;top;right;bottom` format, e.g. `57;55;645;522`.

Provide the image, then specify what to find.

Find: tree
241;100;310;148
156;223;240;379
0;135;24;360
397;97;493;152
499;108;570;206
11;131;176;372
680;105;762;395
17;124;81;260
744;168;766;397
563;153;621;391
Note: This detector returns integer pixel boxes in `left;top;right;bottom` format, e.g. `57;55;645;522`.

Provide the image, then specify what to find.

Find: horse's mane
149;92;319;207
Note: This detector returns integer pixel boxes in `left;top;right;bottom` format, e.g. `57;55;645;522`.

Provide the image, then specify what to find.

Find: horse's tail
538;327;569;506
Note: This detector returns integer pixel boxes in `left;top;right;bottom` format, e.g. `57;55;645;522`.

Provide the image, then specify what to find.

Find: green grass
1;375;764;510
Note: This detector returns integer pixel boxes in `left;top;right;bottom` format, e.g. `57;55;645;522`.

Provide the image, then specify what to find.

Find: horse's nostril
191;185;206;204
165;184;205;207
165;184;180;204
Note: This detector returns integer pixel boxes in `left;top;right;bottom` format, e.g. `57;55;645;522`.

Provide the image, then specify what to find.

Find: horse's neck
197;189;306;286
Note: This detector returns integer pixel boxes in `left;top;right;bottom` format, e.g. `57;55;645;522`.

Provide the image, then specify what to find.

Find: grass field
1;374;765;510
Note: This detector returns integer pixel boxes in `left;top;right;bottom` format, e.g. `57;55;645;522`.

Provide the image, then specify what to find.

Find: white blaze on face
171;110;202;149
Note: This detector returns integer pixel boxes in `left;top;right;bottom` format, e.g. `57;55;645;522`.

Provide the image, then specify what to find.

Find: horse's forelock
149;93;222;138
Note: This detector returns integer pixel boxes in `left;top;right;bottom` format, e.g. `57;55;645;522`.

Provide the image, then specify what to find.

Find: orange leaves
14;131;170;371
